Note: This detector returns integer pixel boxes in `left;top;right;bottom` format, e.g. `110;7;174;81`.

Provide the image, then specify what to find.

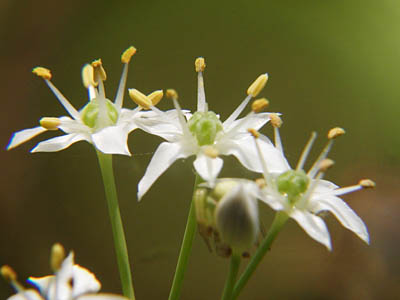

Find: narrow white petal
77;294;128;300
290;210;332;250
7;126;47;150
258;189;286;211
223;113;270;135
138;142;189;200
193;154;223;183
72;265;101;298
311;195;369;244
27;275;54;296
7;290;44;300
31;133;88;153
219;135;290;174
92;125;133;156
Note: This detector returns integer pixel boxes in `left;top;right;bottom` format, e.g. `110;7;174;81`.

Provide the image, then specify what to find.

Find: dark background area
0;1;399;299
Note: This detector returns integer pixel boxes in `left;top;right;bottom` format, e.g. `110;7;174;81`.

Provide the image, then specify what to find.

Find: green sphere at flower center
188;111;223;146
80;98;118;130
277;170;309;204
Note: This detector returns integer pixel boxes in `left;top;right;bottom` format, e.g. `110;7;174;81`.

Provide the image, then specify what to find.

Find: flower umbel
2;243;128;300
137;57;289;200
250;126;374;250
6;46;153;156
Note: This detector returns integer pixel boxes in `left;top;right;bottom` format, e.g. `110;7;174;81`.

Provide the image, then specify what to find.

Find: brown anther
32;67;52;80
269;114;282;128
319;158;335;172
128;89;152;109
327;127;345;139
247;128;260;138
204;146;219;159
1;265;17;282
91;59;107;81
50;243;65;272
247;73;268;97
195;57;206;72
40;117;61;131
255;178;266;188
166;89;178;100
251;98;269;113
147;90;163;106
121;46;137;64
359;179;376;188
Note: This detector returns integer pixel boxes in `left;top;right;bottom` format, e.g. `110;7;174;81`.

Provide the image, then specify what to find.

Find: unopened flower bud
215;184;259;253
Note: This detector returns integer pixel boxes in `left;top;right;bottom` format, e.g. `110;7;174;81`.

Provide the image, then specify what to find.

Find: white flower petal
7;126;48;150
76;294;128;300
27;275;54;296
7;289;44;300
72;265;101;298
92;125;133;156
193;154;223;184
31;133;88;153
313;179;339;193
138;142;189;200
290;210;332;250
219;135;290;174
258;189;286;211
223;113;270;134
311;195;369;244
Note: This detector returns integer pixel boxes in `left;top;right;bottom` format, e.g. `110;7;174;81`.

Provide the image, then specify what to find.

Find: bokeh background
1;1;399;299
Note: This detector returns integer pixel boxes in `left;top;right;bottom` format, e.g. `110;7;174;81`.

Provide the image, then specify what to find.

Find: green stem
168;174;202;300
231;211;289;300
96;151;135;300
221;254;241;300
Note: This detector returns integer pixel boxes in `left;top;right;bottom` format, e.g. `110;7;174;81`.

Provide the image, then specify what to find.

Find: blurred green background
1;0;399;299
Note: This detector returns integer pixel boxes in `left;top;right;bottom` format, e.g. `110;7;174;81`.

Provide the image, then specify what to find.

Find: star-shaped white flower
136;57;289;200
6;46;161;156
250;123;374;250
3;244;127;300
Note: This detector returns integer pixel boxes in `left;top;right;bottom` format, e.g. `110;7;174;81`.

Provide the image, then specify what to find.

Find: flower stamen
32;67;81;120
1;265;24;292
270;114;283;153
115;46;137;109
195;57;207;112
40;117;61;130
296;131;317;171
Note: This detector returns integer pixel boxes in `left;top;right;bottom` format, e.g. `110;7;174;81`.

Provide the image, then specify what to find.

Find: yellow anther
91;59;107;81
148;90;164;106
32;67;52;80
269;114;282;128
319;158;335;172
327;127;345;139
166;89;178;100
129;89;152;109
121;46;137;64
247;128;260;138
247;73;268;97
81;64;97;88
359;179;376;188
195;57;206;72
255;178;266;188
1;265;17;282
203;146;219;159
40;117;61;130
251;98;269;113
50;243;65;272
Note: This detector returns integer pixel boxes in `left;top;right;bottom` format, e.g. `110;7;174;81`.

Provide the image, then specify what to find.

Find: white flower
3;244;127;300
136;57;289;200
250;124;374;250
6;46;160;156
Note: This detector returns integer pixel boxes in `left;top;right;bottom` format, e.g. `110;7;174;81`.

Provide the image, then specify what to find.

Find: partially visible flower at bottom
1;243;128;300
249;123;375;250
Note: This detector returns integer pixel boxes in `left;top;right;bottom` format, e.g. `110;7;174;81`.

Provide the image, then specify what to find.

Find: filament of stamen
223;95;252;128
307;140;333;179
333;185;362;196
296;132;317;171
249;129;273;187
114;62;128;110
43;80;81;120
